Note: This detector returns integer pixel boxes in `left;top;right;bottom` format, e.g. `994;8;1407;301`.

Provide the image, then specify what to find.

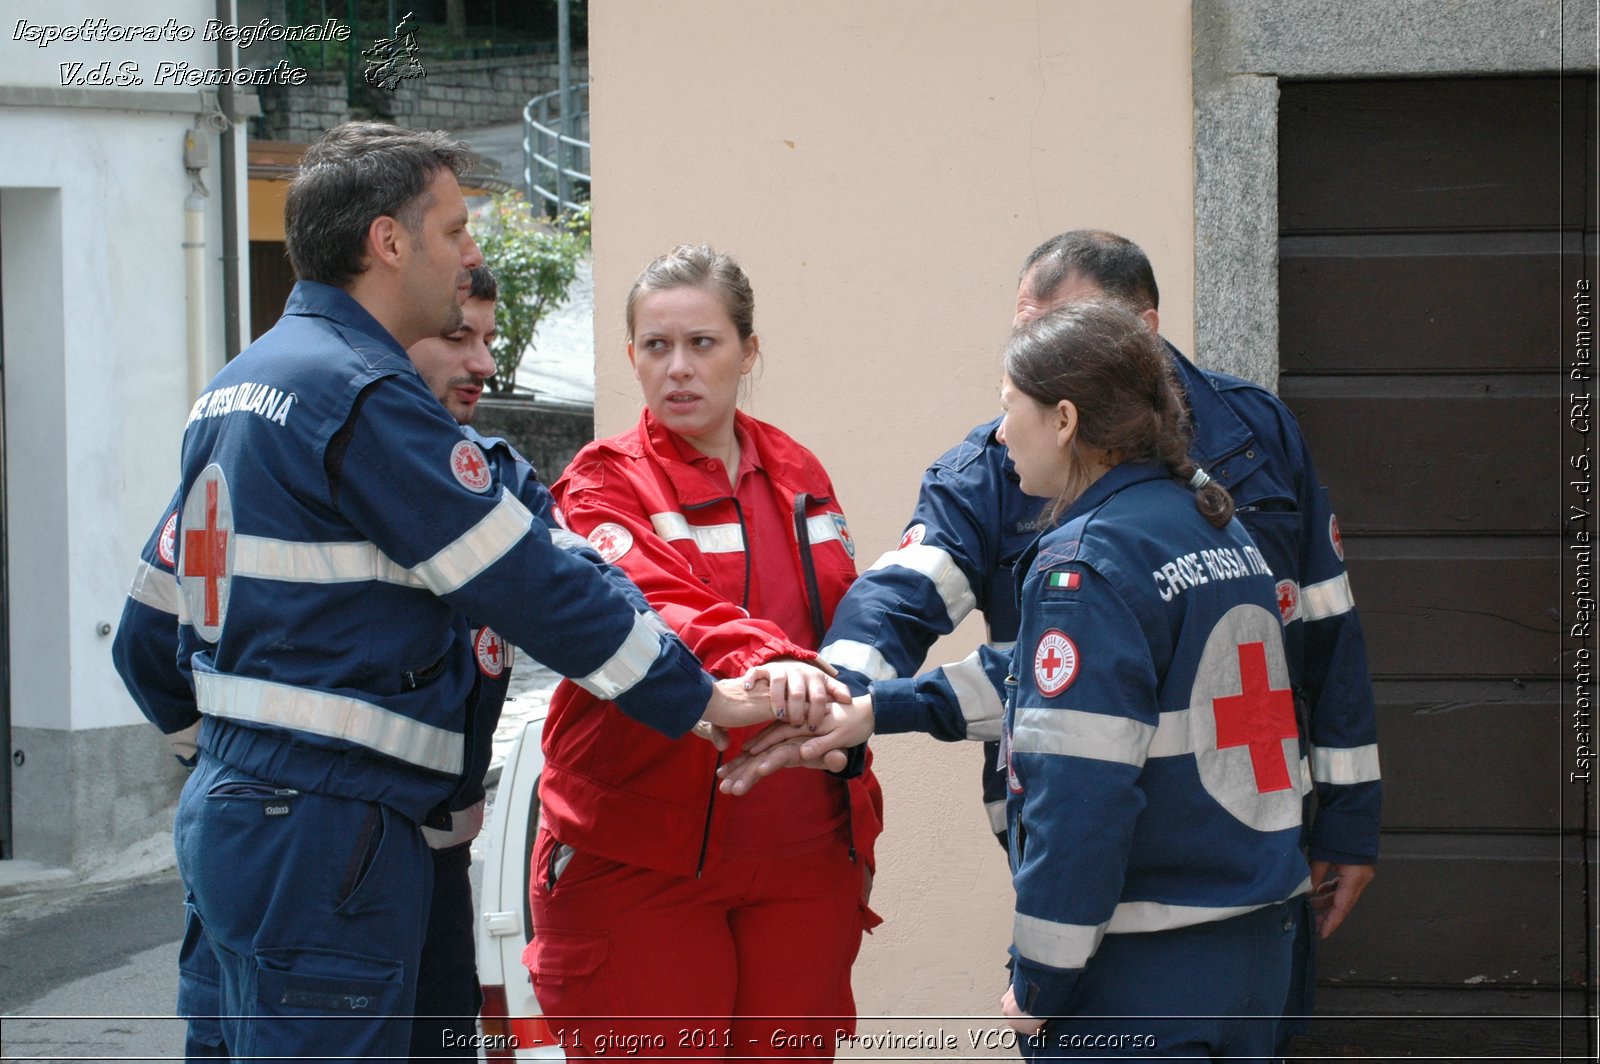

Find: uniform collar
1164;340;1259;478
638;408;764;505
282;280;409;359
1060;460;1170;523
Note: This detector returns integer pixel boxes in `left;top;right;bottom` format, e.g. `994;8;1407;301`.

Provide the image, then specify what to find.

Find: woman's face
998;375;1071;499
628;285;758;453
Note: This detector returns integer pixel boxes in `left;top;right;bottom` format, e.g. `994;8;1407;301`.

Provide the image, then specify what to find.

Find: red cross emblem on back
179;465;235;642
1212;641;1298;792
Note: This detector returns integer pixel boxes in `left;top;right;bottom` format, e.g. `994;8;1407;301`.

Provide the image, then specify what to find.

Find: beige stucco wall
591;0;1194;1027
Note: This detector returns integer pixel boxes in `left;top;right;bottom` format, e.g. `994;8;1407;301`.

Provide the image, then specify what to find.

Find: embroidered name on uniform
1152;545;1271;602
185;382;297;427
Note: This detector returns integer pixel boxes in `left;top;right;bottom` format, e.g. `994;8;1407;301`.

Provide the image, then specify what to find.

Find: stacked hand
696;659;855;755
716;662;877;794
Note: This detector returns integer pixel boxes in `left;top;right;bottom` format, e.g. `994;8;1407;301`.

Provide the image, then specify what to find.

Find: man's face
402;168;483;340
410;297;496;424
1013;268;1107;327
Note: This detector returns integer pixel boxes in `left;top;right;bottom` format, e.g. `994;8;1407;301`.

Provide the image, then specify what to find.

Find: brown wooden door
1278;75;1594;1057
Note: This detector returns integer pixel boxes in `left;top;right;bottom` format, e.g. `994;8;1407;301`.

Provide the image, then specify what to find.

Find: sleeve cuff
867;677;922;734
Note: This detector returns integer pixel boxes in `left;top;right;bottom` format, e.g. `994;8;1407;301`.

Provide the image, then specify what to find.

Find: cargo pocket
255;945;403;1013
524;929;610;1017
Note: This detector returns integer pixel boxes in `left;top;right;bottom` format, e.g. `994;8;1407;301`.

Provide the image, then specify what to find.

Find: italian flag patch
1048;570;1081;590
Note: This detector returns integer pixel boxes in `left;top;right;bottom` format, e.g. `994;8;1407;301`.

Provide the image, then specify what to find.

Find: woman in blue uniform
735;301;1310;1061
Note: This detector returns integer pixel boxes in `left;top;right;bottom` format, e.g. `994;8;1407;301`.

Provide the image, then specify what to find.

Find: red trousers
524;827;865;1061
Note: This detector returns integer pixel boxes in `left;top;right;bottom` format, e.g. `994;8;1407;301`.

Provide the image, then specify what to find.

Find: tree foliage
472;193;589;394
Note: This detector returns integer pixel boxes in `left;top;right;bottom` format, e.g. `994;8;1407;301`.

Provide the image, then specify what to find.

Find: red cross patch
1275;579;1299;624
550;504;570;531
157;511;179;568
587;522;633;564
1213;641;1299;793
450;439;492;493
1188;603;1305;832
1033;629;1079;697
1329;514;1344;561
179;464;234;643
474;626;512;678
832;513;856;558
898;523;926;551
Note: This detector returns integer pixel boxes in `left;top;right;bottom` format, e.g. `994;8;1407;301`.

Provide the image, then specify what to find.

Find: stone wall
254;52;589;142
472;398;595;485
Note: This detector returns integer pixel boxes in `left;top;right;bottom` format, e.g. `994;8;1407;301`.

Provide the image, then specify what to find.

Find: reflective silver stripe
650;511;745;554
986;798;1008;835
231;534;423;586
865;544;976;626
421;797;486;850
1107;876;1312;933
1011;706;1153;768
572;611;668;701
194;671;464;774
806;513;842;546
413;491;534;595
550;528;592;554
1301;573;1355;621
128;561;180;616
941;648;1004;741
1013;911;1105;970
1311;743;1381;784
819;639;899;681
1145;708;1195;757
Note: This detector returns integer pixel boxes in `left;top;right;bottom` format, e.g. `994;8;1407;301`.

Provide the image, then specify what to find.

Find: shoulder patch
157;511;179;568
450;439;492;493
897;523;926;551
550;504;570;531
474;626;511;678
1033;629;1079;697
831;513;856;558
588;523;634;564
1046;570;1081;591
1328;514;1344;561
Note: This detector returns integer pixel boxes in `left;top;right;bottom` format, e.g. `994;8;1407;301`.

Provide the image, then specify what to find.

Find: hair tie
1188;468;1212;490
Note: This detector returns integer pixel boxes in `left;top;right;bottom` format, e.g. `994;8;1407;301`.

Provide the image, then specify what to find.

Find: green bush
472;193;588;394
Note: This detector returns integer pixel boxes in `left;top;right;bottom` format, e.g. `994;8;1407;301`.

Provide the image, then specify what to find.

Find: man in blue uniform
815;230;1381;1047
113;122;768;1063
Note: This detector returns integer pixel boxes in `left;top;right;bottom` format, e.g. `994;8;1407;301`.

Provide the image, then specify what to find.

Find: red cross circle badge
157;511;179;568
1275;579;1300;625
1032;629;1079;697
587;522;633;564
178;464;235;644
474;626;512;678
1188;603;1305;832
451;439;492;493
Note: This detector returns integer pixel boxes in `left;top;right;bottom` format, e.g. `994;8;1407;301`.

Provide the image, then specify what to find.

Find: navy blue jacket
824;342;1380;864
114;281;710;823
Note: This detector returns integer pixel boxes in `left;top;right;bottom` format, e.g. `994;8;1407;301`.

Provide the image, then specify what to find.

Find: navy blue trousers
175;753;432;1063
1021;901;1296;1062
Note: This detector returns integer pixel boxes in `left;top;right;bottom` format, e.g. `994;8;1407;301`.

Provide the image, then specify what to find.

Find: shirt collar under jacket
638;408;769;506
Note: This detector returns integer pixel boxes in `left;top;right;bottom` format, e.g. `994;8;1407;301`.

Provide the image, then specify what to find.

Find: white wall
1;0;242;735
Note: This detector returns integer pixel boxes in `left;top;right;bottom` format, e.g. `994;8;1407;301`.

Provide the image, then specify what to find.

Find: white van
475;705;565;1062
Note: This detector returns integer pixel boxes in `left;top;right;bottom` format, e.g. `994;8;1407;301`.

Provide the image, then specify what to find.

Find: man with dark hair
114;122;773;1061
803;229;1379;1054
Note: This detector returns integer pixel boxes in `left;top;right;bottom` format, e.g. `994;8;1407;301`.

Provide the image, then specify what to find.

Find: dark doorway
1278;76;1595;1056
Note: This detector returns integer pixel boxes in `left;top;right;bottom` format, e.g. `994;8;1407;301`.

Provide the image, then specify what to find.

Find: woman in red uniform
525;244;883;1061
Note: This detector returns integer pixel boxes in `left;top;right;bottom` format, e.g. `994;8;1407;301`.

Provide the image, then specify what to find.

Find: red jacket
541;410;884;886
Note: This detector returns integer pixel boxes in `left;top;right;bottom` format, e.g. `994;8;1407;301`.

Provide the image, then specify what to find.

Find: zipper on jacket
695;751;723;877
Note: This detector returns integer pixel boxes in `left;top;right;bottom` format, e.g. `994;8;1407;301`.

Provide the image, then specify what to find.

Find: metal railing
523;83;590;215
